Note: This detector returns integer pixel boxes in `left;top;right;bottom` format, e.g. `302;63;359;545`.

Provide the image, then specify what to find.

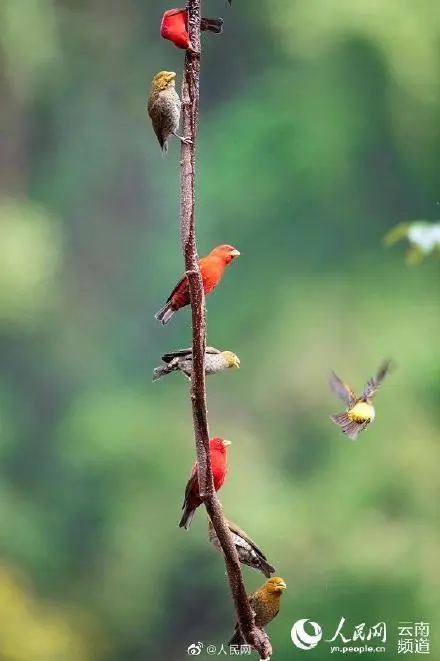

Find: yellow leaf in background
0;566;89;661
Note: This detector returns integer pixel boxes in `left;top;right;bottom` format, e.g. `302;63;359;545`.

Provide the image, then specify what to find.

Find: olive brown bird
208;517;275;578
147;70;191;152
329;359;394;439
155;244;240;325
179;437;231;530
152;347;240;382
228;576;287;646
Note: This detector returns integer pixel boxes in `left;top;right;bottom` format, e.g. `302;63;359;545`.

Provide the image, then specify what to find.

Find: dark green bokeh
0;0;439;659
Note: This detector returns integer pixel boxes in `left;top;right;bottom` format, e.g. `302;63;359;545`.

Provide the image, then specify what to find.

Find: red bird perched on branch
155;244;240;325
179;437;231;530
160;8;224;51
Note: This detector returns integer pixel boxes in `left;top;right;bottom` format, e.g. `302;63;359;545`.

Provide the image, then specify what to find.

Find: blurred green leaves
270;0;440;103
0;199;61;325
0;0;439;659
0;0;60;99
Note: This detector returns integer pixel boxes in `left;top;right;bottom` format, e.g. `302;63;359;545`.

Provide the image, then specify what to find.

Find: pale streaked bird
152;347;240;382
147;70;191;152
329;359;394;440
208;517;275;578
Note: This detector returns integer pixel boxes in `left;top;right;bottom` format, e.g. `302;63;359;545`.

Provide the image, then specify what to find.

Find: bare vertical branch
179;1;272;658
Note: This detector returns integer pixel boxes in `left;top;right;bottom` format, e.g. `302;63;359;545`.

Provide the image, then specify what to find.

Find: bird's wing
361;359;393;399
247;591;262;622
147;97;168;147
163;273;188;304
182;462;198;506
247;590;259;609
161;348;192;362
161;346;219;363
227;520;269;561
329;371;357;407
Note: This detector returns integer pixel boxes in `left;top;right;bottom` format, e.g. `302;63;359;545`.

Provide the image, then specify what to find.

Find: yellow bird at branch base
228;576;287;646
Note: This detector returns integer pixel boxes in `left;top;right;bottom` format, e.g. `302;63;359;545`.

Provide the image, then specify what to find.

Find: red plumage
155;244;240;325
179;437;231;530
160;8;224;51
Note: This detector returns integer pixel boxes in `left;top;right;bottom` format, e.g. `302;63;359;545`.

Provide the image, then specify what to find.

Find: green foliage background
0;0;439;659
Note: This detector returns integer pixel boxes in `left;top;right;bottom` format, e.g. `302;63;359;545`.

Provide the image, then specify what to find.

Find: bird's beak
278;581;287;590
170;72;176;80
234;358;240;368
223;440;232;447
230;249;240;257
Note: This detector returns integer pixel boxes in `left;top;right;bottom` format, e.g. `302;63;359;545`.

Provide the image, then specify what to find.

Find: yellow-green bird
152;346;240;382
147;71;191;152
228;576;287;646
329;359;393;440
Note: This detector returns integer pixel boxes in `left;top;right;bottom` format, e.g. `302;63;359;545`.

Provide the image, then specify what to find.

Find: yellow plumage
329;360;393;439
348;401;375;423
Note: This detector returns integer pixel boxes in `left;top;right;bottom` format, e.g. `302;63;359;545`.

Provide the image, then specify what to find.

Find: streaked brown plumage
208;517;275;578
147;71;191;152
329;359;394;440
152;347;240;382
228;576;286;646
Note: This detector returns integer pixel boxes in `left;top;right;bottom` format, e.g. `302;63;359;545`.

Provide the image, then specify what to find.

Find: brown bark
179;1;272;657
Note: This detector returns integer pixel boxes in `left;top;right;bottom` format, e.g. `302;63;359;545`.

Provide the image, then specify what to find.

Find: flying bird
147;70;191;152
179;437;231;530
152;346;240;382
160;8;223;51
155;244;240;325
329;359;394;440
228;576;287;646
208;517;275;578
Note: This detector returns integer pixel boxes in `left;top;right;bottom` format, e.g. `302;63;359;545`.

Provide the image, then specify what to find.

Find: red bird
160;8;224;51
155;244;240;325
179;437;231;530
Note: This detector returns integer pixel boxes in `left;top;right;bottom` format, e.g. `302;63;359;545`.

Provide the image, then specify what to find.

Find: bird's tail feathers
260;559;276;578
179;505;195;530
152;365;171;382
330;413;361;440
201;17;224;34
155;302;174;325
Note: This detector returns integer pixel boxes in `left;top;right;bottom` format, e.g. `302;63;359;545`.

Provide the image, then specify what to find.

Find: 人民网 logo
290;618;323;650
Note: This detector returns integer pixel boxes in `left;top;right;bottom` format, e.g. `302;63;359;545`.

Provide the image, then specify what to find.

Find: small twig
179;1;271;658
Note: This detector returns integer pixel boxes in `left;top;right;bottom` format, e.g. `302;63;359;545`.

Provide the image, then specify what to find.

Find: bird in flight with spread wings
329;359;394;440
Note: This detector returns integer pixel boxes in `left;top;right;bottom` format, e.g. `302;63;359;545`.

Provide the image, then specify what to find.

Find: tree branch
179;1;272;658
